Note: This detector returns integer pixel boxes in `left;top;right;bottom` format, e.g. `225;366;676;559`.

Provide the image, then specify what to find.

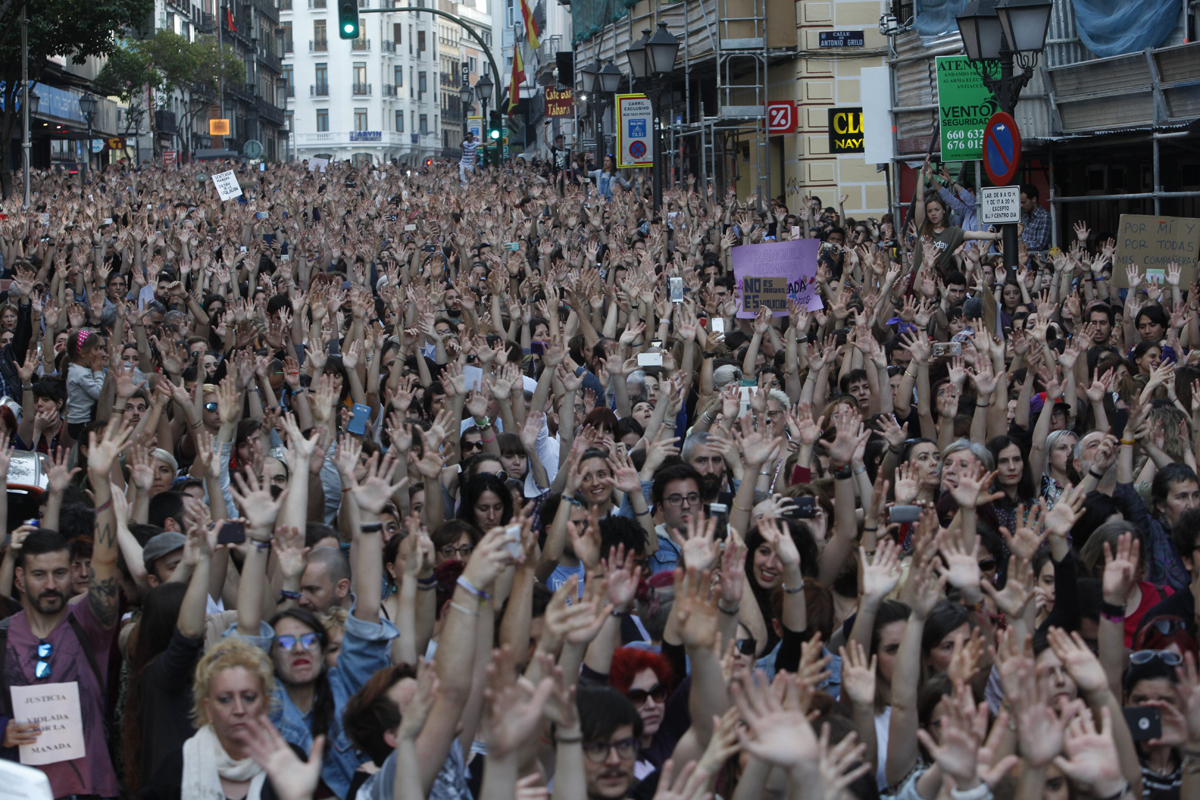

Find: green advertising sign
935;57;1000;161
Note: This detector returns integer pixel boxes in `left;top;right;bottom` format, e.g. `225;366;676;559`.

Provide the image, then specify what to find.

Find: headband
76;330;90;350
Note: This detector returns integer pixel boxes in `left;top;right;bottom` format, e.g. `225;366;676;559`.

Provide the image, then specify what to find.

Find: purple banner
731;239;822;318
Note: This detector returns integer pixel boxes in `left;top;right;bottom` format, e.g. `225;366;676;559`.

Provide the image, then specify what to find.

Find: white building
282;0;449;165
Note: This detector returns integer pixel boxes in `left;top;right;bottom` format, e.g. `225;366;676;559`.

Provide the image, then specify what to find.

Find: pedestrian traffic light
337;0;359;39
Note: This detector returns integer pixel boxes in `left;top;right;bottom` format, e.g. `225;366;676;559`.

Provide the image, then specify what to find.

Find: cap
143;531;187;573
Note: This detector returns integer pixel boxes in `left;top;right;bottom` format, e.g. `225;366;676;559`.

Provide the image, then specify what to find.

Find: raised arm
86;417;136;629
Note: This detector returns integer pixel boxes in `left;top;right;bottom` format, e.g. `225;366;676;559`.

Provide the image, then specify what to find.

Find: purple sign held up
731;239;822;318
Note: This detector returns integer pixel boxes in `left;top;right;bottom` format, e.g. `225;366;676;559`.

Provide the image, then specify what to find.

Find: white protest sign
11;682;86;766
308;157;329;173
211;170;243;202
980;186;1020;225
0;760;53;800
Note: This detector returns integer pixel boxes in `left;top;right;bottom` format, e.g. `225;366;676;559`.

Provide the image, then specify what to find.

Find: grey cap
143;531;187;574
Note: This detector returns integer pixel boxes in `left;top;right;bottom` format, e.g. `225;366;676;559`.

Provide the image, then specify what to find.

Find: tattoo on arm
86;569;120;629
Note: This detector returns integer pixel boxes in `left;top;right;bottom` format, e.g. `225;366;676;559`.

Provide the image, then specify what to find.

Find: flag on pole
508;46;525;115
519;0;540;50
226;7;237;30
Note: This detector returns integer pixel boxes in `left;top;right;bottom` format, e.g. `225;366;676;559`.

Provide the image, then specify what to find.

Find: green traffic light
344;22;355;33
489;129;500;140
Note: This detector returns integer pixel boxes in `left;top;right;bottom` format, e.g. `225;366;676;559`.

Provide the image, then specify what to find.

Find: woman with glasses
607;647;676;781
1121;652;1187;798
431;519;482;567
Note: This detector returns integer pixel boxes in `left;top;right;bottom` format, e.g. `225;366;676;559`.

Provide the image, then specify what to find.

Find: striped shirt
460;139;478;165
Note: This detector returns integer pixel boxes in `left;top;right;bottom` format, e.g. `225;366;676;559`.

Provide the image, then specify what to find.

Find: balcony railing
280;0;292;8
253;0;279;22
443;106;462;122
383;84;398;97
198;11;215;32
226;82;256;102
381;40;396;53
439;72;458;87
351;37;371;50
352;82;372;95
257;96;286;126
311;82;330;96
310;38;327;51
257;47;282;73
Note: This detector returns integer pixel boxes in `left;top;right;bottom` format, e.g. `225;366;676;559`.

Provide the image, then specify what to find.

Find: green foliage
95;42;160;103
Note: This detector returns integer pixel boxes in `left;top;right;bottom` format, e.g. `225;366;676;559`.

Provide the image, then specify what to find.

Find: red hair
609;647;674;695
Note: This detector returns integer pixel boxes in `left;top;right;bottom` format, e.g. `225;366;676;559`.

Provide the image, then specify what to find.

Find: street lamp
475;72;493;165
22;87;38;210
459;83;473;138
955;0;1049;269
78;92;98;187
625;21;677;211
580;59;619;173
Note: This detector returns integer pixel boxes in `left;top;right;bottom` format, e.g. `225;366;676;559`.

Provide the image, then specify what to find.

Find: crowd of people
0;153;1197;800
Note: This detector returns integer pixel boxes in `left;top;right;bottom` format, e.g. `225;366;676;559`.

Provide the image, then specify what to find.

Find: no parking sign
616;94;654;169
983;112;1022;186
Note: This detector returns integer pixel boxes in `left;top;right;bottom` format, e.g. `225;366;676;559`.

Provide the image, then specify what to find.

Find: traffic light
485;111;502;166
337;0;359;39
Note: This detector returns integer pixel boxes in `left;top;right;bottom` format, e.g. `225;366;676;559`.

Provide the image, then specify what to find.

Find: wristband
449;601;479;617
852;464;866;475
417;575;438;586
833;466;852;480
717;601;740;615
21;385;32;391
1100;600;1126;620
95;498;113;514
456;575;491;601
279;589;301;601
555;734;583;744
783;580;804;595
863;526;878;533
360;522;383;534
635;509;651;516
1088;468;1106;479
949;783;993;800
1120;438;1136;446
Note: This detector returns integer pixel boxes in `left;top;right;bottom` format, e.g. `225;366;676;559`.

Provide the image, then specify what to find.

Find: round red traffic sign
982;112;1021;186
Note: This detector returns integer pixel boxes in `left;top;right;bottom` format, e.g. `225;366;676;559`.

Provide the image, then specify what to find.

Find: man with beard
574;686;645;800
2;421;128;798
680;433;731;500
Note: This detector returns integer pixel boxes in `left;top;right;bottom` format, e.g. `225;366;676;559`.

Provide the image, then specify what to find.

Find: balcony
280;0;292;8
308;0;325;7
443;105;461;122
381;40;396;53
257;47;282;73
257;96;286;126
295;130;415;148
383;83;398;97
351;37;371;51
311;82;330;96
352;82;372;95
226;82;256;103
155;109;178;135
198;11;215;32
439;71;457;87
310;38;327;51
253;0;279;23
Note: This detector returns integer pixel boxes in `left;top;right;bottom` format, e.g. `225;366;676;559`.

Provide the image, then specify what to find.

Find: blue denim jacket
225;602;399;799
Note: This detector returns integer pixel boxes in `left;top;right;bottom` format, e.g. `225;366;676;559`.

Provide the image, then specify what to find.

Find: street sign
828;108;864;153
243;139;264;159
819;30;865;47
936;56;999;161
980;185;1020;225
982;112;1022;186
163;150;178;165
616;93;653;170
767;101;796;134
91;139;104;154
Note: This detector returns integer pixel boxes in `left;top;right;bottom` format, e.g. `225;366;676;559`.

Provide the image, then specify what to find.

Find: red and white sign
767;101;796;134
163;150;178;165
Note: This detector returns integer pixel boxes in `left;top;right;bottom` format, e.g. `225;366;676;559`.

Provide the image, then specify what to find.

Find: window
395;111;404;132
316;108;329;131
469;56;477;73
394;66;403;86
315;62;328;94
419;114;428;134
283;65;294;95
354;108;368;130
354;62;367;85
394;23;401;43
418;30;425;52
280;0;291;8
313;0;326;7
313;20;326;50
419;71;426;94
284;112;293;132
282;22;293;52
408;25;412;53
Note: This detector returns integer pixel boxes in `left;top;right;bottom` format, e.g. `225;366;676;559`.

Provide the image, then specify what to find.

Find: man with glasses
574;686;645;800
646;463;705;576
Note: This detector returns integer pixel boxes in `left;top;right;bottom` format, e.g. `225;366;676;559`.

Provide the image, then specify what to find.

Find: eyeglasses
582;736;640;763
664;492;701;509
275;633;321;651
35;643;51;679
736;637;757;657
626;684;668;706
978;558;997;571
438;544;475;558
204;402;219;412
1130;649;1182;666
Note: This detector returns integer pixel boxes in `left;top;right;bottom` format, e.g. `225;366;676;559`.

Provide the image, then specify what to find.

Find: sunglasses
462;440;484;452
626;684;668;706
35;642;51;679
1130;649;1182;666
736;637;757;657
274;632;321;651
978;558;997;571
204;402;219;412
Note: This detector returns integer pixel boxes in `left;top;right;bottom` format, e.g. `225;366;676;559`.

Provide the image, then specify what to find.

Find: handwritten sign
11;683;86;766
732;239;823;317
307;157;329;173
1114;214;1200;288
210;170;243;202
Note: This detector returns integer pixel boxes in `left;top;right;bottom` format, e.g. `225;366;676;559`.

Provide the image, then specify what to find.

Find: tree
139;30;243;162
94;42;159;144
0;0;154;198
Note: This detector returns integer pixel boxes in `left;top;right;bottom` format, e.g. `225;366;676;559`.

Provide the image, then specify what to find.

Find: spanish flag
226;6;237;30
508;46;525;114
519;0;540;50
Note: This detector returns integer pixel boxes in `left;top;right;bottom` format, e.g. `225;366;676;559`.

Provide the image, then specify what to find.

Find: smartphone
637;352;663;367
1112;406;1130;441
347;402;372;436
504;241;521;251
1123;706;1162;742
256;211;268;219
404;223;417;232
669;277;684;303
217;520;246;546
281;253;291;262
787;496;817;519
791;225;801;238
890;505;923;524
503;524;522;558
239;246;247;253
102;217;113;226
712;318;725;334
530;341;546;355
650;339;663;349
263;233;275;245
259;162;266;172
708;502;729;540
932;341;962;358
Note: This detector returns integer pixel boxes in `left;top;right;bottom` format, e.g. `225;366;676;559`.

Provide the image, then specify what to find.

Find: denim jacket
225;601;399;799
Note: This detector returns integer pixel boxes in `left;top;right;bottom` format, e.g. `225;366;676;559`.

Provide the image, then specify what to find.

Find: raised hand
1052;707;1128;799
230;471;287;536
839;639;877;708
860;539;902;602
730;671;818;769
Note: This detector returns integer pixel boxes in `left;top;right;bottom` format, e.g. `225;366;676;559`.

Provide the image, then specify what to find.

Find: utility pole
21;2;31;210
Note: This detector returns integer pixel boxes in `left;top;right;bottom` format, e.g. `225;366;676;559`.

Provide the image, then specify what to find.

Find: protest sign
11;683;86;766
308;157;329;172
211;170;242;202
732;239;822;317
1114;215;1200;288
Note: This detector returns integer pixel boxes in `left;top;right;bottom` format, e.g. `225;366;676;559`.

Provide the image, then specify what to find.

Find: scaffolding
572;0;796;201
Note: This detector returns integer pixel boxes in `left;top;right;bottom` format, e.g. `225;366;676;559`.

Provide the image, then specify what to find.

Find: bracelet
114;405;127;414
1088;468;1106;479
783;580;805;595
417;575;438;586
1092;783;1130;800
733;500;753;512
889;443;904;454
449;601;480;617
456;575;491;601
852;464;866;475
21;385;32;391
863;526;878;532
360;522;383;533
279;589;301;601
717;601;740;615
1100;600;1125;620
480;434;496;444
949;783;993;800
256;540;273;552
976;402;991;408
1120;438;1136;446
833;466;852;480
417;582;437;591
555;734;583;744
248;386;260;393
95;498;113;513
635;509;651;516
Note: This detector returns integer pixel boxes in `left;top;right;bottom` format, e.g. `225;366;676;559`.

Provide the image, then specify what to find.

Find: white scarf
182;725;268;800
